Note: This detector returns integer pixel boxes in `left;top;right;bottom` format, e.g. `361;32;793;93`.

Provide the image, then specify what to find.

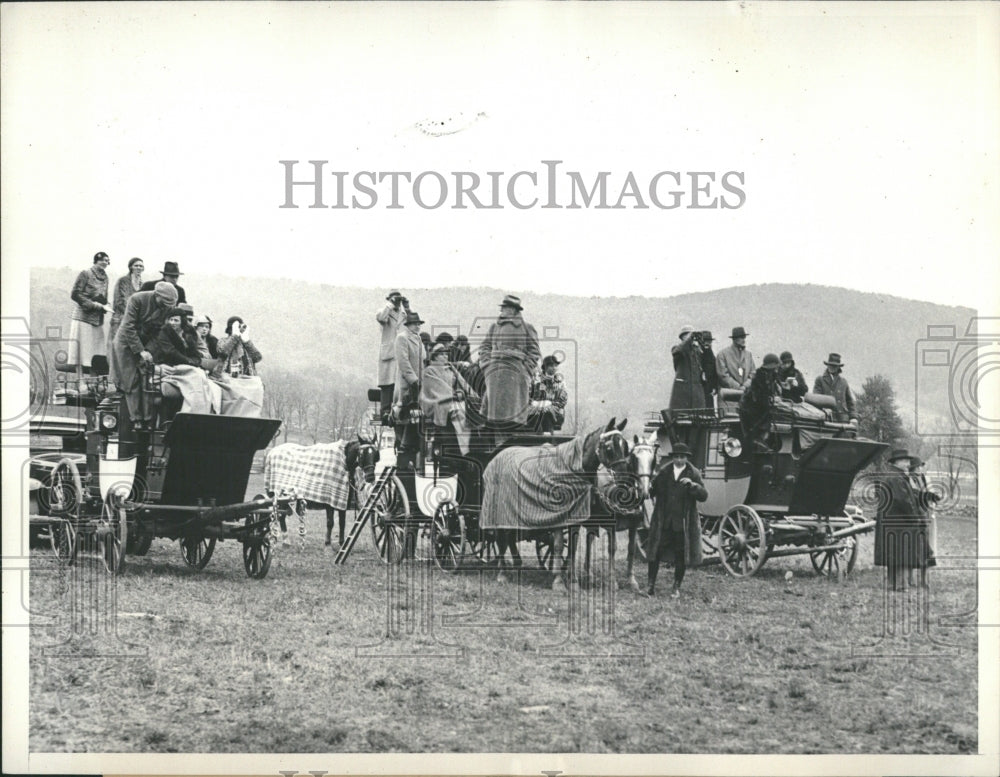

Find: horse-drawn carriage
644;388;887;578
29;367;294;579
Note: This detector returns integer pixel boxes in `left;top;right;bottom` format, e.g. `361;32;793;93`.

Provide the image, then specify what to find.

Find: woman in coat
419;343;477;455
647;442;708;598
668;326;706;411
69;252;112;372
874;449;936;591
152;309;204;367
108;257;144;387
216;316;263;377
478;294;540;440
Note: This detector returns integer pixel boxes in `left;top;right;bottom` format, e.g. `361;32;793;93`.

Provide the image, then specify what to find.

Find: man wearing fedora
376;290;409;421
813;353;857;425
668;325;706;411
647;442;707;598
874;448;935;591
716;326;755;391
479;294;540;445
140;261;187;304
393;309;425;467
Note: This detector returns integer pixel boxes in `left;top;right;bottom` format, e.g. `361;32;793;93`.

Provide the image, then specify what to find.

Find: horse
484;417;632;590
265;437;379;546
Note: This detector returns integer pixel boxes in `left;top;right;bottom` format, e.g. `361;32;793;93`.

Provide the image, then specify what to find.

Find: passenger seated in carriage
419;343;477;455
738;352;782;450
528;354;568;434
151;308;220;417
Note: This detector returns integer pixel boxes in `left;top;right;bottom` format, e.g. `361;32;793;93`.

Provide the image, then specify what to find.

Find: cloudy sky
2;2;998;313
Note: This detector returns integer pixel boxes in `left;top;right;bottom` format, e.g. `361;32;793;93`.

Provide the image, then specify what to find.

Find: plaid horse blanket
264;441;350;510
479;436;592;530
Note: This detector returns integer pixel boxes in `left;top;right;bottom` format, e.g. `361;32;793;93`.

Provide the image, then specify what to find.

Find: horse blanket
264;441;350;510
159;364;221;414
479;436;592;530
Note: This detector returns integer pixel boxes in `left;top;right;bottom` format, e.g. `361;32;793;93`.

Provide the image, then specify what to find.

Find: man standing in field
393;310;425;467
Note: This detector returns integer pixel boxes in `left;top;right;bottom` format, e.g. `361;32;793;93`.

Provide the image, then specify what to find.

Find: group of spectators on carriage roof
69;252;264;425
376;290;568;464
666;322;858;430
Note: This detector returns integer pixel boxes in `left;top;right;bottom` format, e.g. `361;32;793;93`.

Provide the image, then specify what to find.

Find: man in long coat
700;331;720;409
376;290;407;420
716;326;755;390
393;310;425;465
647;442;708;598
112;282;179;422
479;294;540;444
668;325;706;411
874;448;935;591
812;353;858;425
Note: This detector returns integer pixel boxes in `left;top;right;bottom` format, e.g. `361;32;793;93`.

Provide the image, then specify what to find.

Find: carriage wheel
430;503;465;573
368;474;408;565
700;514;721;559
126;527;153;556
717;505;768;578
810;535;858;578
469;536;501;566
535;529;569;571
180;535;217;569
49;459;83;565
99;492;128;574
242;514;272;579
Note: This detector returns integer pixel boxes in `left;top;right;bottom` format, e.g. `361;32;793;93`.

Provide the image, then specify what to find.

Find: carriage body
645;390;887;577
32;386;292;578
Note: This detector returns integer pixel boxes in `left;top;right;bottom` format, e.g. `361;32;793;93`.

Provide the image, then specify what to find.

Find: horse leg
496;530;510;584
626;525;641;592
551;529;566;592
338;509;346;546
324;507;334;546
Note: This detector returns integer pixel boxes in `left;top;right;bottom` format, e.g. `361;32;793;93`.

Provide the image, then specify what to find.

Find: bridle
597;429;630;473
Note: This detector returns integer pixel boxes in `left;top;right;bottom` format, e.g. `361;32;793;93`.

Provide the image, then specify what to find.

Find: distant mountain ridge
29;268;973;430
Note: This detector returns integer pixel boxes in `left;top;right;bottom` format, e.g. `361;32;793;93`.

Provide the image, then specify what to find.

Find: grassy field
28;489;978;755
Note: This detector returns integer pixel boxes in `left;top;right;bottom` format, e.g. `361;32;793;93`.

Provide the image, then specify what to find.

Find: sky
2;2;998;313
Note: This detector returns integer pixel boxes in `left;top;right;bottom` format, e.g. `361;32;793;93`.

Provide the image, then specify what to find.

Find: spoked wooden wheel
700;514;722;559
99;491;129;574
717;505;768;577
180;535;217;569
810;534;858;577
430;502;465;573
535;529;569;571
126;526;153;556
367;474;408;564
468;535;501;566
49;458;83;565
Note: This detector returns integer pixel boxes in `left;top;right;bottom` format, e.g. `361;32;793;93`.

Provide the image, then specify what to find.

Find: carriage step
333;466;397;565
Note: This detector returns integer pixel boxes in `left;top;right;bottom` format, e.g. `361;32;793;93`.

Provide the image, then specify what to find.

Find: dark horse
492;417;632;589
271;438;379;545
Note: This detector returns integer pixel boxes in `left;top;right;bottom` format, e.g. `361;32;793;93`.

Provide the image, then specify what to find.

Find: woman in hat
419;343;477;455
647;442;707;598
668;325;706;411
152;308;204;368
216;315;263;377
739;353;783;447
529;354;569;433
68;251;113;373
110;257;144;341
874;449;935;590
777;351;807;402
478;294;540;443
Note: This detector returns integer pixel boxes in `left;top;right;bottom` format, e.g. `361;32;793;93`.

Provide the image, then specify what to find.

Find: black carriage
644;388;887;577
29;369;293;579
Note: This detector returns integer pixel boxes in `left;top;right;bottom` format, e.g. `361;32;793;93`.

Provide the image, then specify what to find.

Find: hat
93;251;109;262
127;256;143;270
888;448;914;464
824;353;845;367
159;261;183;276
386;290;401;300
762;353;781;369
679;324;695;338
542;354;562;370
193;314;210;326
500;294;523;311
178;303;194;315
225;315;244;334
670;442;692;457
429;343;449;359
404;311;424;325
434;331;455;345
153;281;179;305
730;326;749;339
166;307;186;319
780;350;794;363
701;330;713;342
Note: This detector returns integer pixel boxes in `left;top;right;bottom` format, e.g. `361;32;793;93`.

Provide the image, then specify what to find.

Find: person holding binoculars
376;289;411;422
668;325;707;411
216;315;263;377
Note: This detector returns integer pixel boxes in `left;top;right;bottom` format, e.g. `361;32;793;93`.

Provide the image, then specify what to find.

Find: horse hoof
552;577;566;593
497;572;509;585
324;541;331;546
628;578;641;593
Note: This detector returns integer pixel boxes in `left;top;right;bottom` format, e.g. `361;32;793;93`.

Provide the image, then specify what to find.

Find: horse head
629;432;659;500
582;417;630;476
345;435;379;485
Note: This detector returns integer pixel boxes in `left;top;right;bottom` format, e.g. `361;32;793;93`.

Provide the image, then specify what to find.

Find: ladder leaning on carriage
644;387;888;578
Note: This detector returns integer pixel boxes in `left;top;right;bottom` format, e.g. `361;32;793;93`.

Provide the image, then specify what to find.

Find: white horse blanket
264;441;350;510
479;436;592;530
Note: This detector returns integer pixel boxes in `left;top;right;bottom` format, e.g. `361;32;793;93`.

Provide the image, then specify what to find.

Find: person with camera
699;331;720;409
393;310;425;466
376;290;409;421
668;325;707;411
69;251;113;374
812;353;857;425
217;316;263;377
776;351;808;402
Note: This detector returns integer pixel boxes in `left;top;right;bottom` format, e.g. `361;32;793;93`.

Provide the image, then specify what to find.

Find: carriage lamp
722;436;742;458
99;411;118;432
